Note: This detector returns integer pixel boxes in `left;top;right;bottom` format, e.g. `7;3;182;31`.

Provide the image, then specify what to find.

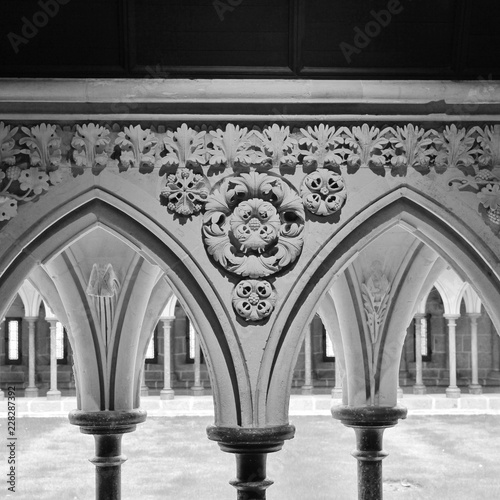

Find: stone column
444;314;461;398
207;424;295;500
468;313;482;394
140;366;149;397
301;325;313;395
191;330;204;396
332;361;343;399
70;409;146;500
160;318;175;400
413;314;426;395
489;327;500;381
46;320;61;400
332;406;407;500
25;317;39;397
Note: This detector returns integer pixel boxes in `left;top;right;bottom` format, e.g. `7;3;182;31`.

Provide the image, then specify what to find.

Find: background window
145;326;158;364
186;321;203;364
5;317;22;364
55;321;68;365
414;314;432;362
323;326;335;362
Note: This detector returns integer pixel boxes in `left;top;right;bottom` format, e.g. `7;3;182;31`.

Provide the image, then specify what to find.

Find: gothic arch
263;188;500;424
0;191;251;426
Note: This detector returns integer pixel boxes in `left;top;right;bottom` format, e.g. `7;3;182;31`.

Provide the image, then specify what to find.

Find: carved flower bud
6;166;21;180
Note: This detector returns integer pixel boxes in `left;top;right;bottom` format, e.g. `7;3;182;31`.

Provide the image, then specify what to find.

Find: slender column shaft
92;434;126;500
332;406;407;500
413;314;426;395
191;329;203;395
46;320;61;399
160;318;174;399
301;325;313;394
25;317;38;397
140;367;148;397
468;313;482;394
445;314;461;398
232;453;270;500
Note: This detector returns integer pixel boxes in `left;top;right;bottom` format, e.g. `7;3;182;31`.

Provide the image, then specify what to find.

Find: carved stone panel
301;170;347;216
203;172;305;278
232;279;277;322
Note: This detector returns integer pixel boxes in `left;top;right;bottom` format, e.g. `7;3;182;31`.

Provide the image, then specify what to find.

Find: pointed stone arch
263;187;500;424
0;191;250;426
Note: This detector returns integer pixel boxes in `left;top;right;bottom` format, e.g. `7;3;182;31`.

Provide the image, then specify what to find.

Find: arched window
5;318;22;364
55;321;68;364
145;326;158;363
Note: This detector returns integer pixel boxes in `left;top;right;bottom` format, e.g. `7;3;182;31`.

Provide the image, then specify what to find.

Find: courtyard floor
0;413;499;499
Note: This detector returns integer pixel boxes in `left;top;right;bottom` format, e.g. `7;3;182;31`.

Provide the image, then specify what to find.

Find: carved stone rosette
232;279;277;322
202;172;305;278
300;170;347;216
160;168;210;216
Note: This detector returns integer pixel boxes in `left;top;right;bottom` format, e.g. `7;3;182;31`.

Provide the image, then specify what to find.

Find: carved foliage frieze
232;279;277;321
203;172;305;278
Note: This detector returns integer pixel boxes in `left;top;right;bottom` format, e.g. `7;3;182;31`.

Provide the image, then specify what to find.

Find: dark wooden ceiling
1;0;499;79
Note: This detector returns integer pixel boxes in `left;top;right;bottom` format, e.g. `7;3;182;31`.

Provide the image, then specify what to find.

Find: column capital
414;312;427;319
24;316;38;322
331;405;407;428
69;408;147;435
443;314;460;321
160;316;175;326
466;312;482;319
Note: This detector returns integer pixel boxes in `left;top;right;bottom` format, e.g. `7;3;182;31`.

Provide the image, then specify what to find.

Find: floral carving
253;125;299;168
477;184;500;225
160;123;207;169
160;168;210;216
0;122;22;166
343;124;390;169
232;279;277;321
301;170;347;216
203;172;305;278
0;195;17;221
476;125;500;168
208;124;253;170
19;123;61;169
361;261;391;344
299;124;345;169
434;125;477;170
388;124;435;170
115;125;158;170
71;123;110;173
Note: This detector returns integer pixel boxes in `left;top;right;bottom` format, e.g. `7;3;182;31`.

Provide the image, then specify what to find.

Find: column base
141;386;149;397
412;384;427;395
191;386;204;396
469;384;482;395
397;387;404;399
301;385;313;395
46;389;61;400
331;387;343;399
25;387;39;398
445;387;461;398
160;388;175;400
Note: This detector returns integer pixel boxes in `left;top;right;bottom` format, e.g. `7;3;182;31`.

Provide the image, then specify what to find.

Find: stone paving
2;393;500;418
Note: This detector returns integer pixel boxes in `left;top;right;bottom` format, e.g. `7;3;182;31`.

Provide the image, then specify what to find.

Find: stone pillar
445;314;461;398
332;361;343;399
301;325;313;395
207;424;295;500
140;366;149;397
413;314;426;395
489;327;500;381
160;318;175;400
46;320;61;400
468;313;482;394
191;330;204;396
69;409;146;500
332;406;407;500
25;317;39;397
